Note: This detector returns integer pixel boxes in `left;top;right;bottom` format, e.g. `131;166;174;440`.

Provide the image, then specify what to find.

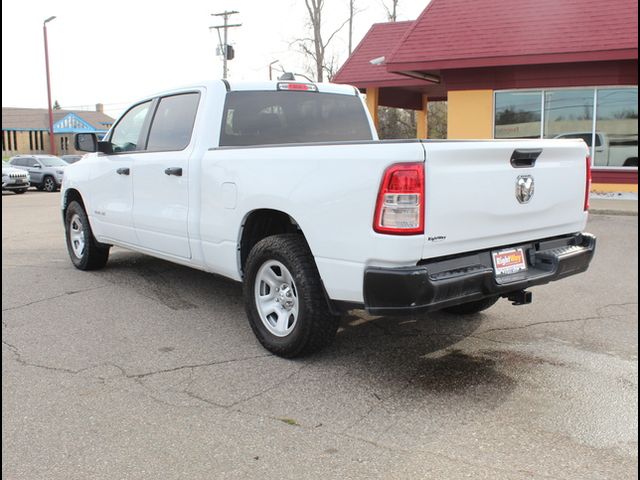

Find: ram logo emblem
515;175;534;204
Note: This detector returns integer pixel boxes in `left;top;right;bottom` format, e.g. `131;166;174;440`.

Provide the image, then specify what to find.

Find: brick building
333;0;638;192
2;105;114;157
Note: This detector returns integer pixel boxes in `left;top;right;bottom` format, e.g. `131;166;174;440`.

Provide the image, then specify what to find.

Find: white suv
2;163;30;194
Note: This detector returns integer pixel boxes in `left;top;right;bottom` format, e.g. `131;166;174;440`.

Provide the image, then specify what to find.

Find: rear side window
219;91;373;147
13;158;34;167
560;133;602;147
146;93;200;151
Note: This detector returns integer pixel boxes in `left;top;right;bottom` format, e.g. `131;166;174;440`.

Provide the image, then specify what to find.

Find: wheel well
62;188;85;217
239;209;302;273
623;157;638;167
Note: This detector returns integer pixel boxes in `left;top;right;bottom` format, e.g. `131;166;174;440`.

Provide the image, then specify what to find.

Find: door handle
164;167;183;176
116;167;130;175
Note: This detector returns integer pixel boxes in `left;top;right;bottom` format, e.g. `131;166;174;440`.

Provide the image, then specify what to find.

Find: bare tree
378;107;416;139
382;0;398;21
297;0;350;82
348;0;355;54
427;101;448;139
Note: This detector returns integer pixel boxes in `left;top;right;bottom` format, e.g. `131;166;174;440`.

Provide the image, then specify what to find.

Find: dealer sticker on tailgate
492;247;527;276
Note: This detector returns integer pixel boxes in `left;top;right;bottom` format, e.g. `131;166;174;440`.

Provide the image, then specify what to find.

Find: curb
589;209;638;217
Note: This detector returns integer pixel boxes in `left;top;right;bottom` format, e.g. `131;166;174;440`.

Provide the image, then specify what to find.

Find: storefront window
495;87;638;168
594;88;638;168
495;91;541;138
543;89;594;139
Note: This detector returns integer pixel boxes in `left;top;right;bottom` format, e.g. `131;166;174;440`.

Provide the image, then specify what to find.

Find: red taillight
373;163;424;235
276;82;318;92
584;155;592;211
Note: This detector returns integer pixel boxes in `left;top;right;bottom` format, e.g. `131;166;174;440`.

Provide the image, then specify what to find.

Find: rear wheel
443;296;499;315
43;176;57;192
243;234;339;358
65;201;110;270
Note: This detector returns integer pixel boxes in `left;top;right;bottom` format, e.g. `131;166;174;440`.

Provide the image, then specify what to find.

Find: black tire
443;296;499;315
43;176;57;192
64;200;110;270
623;158;638;168
14;189;27;194
36;185;45;191
243;234;339;358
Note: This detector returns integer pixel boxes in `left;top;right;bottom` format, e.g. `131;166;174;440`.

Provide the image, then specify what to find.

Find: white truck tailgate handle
510;149;542;168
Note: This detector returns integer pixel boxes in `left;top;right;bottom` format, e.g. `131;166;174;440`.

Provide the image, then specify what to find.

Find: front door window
109;101;152;153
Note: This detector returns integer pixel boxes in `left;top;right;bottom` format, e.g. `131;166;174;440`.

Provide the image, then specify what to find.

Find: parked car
2;163;30;194
553;132;638;167
63;79;596;357
9;155;68;192
61;154;84;164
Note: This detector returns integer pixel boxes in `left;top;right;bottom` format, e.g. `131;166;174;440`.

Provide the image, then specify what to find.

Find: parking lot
2;190;637;479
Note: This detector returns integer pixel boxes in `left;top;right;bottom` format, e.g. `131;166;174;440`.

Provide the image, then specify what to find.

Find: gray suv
9;155;68;192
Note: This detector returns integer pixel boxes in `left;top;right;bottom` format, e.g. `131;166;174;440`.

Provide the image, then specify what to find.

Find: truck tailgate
421;139;589;259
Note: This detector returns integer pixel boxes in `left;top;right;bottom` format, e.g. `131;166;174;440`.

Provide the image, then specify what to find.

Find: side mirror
97;141;113;154
75;133;97;152
32;163;41;168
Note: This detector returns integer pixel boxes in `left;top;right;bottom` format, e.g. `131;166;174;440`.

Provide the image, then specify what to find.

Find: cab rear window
219;91;373;147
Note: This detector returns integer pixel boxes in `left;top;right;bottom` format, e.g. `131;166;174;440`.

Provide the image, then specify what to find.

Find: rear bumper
363;232;596;315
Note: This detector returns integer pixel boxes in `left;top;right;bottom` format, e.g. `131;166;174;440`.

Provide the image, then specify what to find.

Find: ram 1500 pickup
63;80;596;357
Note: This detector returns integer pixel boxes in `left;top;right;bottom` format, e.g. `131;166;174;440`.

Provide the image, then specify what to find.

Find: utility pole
210;11;241;79
43;16;57;155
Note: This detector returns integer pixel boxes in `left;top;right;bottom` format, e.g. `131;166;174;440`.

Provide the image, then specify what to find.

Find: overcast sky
2;0;427;119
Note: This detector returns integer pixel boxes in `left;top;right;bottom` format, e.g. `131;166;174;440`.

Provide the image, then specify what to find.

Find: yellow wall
447;90;494;139
416;95;428;139
365;88;379;130
591;183;638;193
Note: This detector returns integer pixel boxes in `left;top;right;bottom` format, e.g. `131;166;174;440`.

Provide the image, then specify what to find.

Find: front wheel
14;189;27;194
243;234;339;358
43;176;57;192
65;201;110;270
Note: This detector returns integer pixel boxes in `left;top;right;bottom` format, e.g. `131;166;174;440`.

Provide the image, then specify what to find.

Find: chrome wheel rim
44;177;55;192
254;260;299;337
69;214;85;259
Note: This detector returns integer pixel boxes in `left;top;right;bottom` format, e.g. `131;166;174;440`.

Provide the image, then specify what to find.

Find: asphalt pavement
2;190;638;480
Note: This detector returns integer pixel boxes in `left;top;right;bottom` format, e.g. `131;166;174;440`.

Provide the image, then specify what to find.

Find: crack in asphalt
475;302;637;336
224;364;308;408
128;353;273;379
2;337;273;385
1;285;108;312
2;339;273;382
183;390;230;408
2;340;99;375
334;431;560;479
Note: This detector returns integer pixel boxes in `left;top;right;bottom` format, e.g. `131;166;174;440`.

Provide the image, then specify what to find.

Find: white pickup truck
63;80;596;357
554;131;638;167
